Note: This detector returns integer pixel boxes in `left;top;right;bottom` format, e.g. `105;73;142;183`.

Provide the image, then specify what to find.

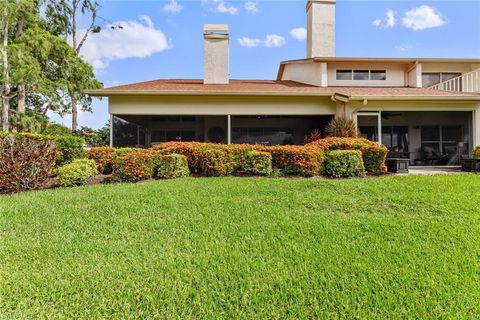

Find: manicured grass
1;175;479;318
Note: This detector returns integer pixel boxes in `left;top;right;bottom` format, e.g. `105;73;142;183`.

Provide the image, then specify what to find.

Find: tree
0;0;40;131
1;0;100;132
45;0;103;131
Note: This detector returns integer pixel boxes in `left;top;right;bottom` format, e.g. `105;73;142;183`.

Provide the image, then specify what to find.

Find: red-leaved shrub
87;147;115;174
153;142;236;176
112;150;155;182
0;133;57;193
268;145;324;176
307;137;387;175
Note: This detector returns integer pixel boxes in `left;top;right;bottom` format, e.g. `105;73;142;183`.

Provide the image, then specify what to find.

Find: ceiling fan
381;112;402;120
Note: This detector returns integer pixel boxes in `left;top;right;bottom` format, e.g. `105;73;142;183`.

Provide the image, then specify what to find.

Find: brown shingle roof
88;79;480;100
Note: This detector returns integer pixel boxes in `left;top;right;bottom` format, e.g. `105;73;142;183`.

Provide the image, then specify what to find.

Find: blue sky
51;0;480;129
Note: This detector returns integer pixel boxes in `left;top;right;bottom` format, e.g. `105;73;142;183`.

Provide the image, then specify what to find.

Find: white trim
474;108;480;147
378;111;382;145
356;112;382;144
110;114;114;148
227;115;232;144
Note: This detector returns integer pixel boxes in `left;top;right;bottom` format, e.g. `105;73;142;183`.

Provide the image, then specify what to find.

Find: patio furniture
460;158;480;173
386;158;409;173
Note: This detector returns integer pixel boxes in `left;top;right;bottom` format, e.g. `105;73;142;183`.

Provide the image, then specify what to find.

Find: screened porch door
356;112;382;144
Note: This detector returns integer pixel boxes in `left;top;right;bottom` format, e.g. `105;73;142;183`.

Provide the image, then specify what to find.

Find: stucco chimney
204;24;229;84
306;0;336;58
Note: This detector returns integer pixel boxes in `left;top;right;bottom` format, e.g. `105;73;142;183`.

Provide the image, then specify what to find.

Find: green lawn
1;175;480;319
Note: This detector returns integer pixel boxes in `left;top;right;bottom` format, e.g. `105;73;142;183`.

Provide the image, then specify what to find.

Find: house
88;0;480;166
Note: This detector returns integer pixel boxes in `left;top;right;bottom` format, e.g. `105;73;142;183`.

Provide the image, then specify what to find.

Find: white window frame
356;112;382;145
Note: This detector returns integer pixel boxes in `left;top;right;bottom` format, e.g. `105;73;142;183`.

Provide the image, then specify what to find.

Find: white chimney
306;0;336;58
203;24;229;84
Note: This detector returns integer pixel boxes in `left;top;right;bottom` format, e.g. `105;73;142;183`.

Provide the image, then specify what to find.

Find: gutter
85;90;480;101
85;89;335;98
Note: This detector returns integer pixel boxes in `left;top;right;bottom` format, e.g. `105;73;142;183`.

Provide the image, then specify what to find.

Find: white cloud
402;5;447;31
372;9;396;29
238;34;285;48
264;34;285;48
289;27;307;41
202;0;238;15
244;1;258;13
79;16;171;70
237;37;262;48
163;0;183;14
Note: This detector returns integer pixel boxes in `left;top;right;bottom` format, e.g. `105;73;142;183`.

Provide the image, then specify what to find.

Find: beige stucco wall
327;62;407;87
109;95;337;116
307;0;335;58
422;62;479;74
204;37;229;84
407;63;422;88
281;62;326;87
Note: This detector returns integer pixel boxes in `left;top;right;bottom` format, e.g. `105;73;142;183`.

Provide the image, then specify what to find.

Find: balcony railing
429;69;480;93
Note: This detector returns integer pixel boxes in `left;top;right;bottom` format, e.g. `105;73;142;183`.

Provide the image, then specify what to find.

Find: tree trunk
15;6;25;115
71;96;78;131
17;84;26;113
1;6;10;131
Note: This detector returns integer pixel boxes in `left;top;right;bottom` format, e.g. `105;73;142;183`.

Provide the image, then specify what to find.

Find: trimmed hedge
474;145;480;159
114;148;140;158
54;135;85;165
153;142;236;176
242;151;272;175
57;159;98;187
112;150;155;182
154;154;190;179
307;137;387;175
153;142;324;177
87;147;115;174
268;146;324;177
0;132;57;193
324;150;366;178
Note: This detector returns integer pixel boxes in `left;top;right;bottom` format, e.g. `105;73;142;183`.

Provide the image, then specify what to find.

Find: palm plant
325;118;359;138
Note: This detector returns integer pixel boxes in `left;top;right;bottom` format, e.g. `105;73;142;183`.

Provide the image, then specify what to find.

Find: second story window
336;69;387;81
336;70;353;80
370;70;387;80
422;72;462;88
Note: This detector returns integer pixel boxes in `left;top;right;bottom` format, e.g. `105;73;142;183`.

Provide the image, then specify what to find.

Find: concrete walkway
407;166;465;175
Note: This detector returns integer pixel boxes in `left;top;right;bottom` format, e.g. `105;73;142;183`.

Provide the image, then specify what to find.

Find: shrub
154;142;326;177
154;154;190;179
242;151;272;175
196;148;235;177
303;129;322;145
56;159;98;187
324;150;366;178
325;118;358;138
0;132;56;193
114;147;139;158
307;137;387;175
87;147;115;174
112;150;155;182
269;146;324;177
153;142;236;176
54;135;85;165
474;145;480;159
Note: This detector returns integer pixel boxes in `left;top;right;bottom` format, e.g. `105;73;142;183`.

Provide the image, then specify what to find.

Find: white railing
429;69;480;93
